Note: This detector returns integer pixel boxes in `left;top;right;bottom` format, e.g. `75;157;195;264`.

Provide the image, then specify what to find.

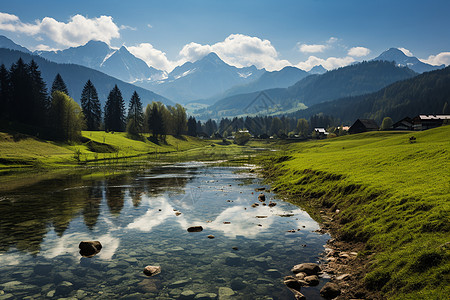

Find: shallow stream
0;163;329;299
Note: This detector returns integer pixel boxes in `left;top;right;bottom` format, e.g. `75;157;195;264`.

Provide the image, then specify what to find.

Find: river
0;162;329;299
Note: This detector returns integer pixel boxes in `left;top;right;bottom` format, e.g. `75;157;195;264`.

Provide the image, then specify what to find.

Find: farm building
348;119;379;134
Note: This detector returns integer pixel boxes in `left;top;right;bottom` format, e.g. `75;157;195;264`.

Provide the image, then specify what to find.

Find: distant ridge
0;48;172;107
372;48;444;73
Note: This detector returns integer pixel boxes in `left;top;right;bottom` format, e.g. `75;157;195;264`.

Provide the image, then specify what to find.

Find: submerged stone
291;263;321;275
143;265;161;277
79;241;102;257
187;226;203;232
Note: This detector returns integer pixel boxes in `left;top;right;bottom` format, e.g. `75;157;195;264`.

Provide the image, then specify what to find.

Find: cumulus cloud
420;52;450;66
127;43;174;71
348;46;371;57
328;37;338;43
0;12;120;47
298;43;327;53
33;44;59;51
178;34;291;71
398;47;413;57
295;55;355;71
147;24;153;29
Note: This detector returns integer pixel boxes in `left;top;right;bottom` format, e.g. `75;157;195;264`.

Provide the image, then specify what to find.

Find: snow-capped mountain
36;40;166;84
137;52;266;103
373;48;444;73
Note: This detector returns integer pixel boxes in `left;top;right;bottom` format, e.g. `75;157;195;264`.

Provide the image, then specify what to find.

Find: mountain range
198;60;417;119
291;66;450;124
0;48;171;107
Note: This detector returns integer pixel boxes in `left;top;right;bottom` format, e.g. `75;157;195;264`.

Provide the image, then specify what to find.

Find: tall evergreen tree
29;60;49;126
147;102;165;139
51;73;69;96
9;58;32;123
126;91;144;135
187;116;197;136
104;85;125;132
80;80;102;130
0;64;10;120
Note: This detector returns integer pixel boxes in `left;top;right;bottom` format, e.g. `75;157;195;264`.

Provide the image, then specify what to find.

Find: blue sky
1;0;449;71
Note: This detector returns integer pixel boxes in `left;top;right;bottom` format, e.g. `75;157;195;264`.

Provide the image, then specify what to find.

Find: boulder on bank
320;282;341;299
79;241;102;257
291;263;321;275
143;265;161;277
187;226;203;232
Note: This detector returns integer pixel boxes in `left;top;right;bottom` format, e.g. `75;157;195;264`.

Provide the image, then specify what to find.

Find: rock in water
268;201;276;207
258;193;266;202
79;241;102;257
304;275;320;286
320;282;341;299
143;265;161;277
291;263;321;275
283;278;302;291
207;235;215;239
187;226;203;232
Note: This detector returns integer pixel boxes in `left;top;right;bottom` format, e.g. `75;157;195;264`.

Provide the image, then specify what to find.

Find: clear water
0;163;329;299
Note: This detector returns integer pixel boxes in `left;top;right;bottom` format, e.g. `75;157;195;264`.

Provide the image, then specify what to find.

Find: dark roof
358;119;379;130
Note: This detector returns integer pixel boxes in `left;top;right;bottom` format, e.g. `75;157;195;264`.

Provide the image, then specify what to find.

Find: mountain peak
0;35;31;53
373;48;443;73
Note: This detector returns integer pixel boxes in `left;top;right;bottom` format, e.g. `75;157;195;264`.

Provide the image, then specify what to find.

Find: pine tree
80;80;102;130
0;64;10;120
29;60;49;126
147;102;165;139
51;73;69;96
187;116;197;136
9;58;32;123
104;85;125;132
126;91;144;135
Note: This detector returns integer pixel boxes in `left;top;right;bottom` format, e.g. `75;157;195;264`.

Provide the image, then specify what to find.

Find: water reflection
0;164;329;299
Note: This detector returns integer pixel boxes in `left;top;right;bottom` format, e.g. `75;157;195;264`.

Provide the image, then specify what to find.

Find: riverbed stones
187;226;203;232
143;265;161;277
169;278;191;288
304;275;320;286
79;241;102;257
218;287;235;299
179;290;196;299
55;281;73;296
283;277;302;291
291;263;321;275
194;293;217;300
320;282;341;299
224;253;242;266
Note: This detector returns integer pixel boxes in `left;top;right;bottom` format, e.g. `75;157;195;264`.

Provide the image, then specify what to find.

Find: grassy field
262;126;449;299
0;130;276;172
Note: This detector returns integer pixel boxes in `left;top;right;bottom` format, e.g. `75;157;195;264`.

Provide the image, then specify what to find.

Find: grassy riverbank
262;126;449;299
0;130;273;169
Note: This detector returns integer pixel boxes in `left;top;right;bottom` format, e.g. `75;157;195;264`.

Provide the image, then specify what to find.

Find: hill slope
265;126;450;299
201;61;417;119
292;66;450;123
0;48;172;107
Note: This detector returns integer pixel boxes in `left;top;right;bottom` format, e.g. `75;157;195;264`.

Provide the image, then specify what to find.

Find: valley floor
261;126;449;299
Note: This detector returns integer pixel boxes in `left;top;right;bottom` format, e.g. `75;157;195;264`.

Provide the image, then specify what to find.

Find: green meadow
263;125;449;299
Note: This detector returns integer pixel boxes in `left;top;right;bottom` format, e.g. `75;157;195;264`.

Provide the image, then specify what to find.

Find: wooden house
348;119;379;134
412;115;450;130
392;117;413;130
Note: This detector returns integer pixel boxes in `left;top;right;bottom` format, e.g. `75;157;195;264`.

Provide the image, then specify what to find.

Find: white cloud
147;24;153;29
328;37;338;43
127;43;174;71
298;43;327;53
33;44;59;51
348;46;371;57
178;34;291;71
120;25;136;31
420;52;450;66
398;47;413;57
295;55;356;71
0;12;120;47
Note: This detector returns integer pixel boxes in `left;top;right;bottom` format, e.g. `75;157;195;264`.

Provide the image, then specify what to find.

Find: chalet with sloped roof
348;119;379;134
